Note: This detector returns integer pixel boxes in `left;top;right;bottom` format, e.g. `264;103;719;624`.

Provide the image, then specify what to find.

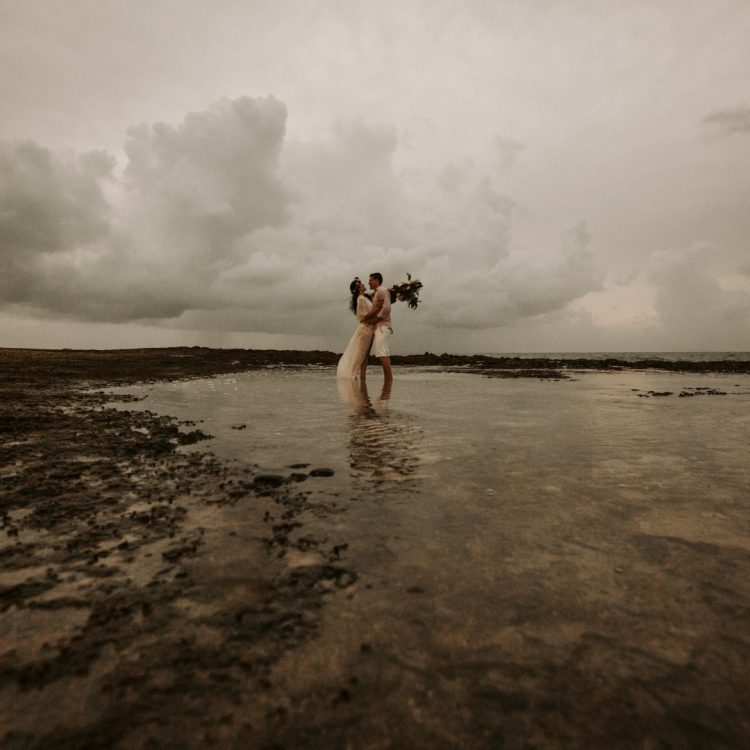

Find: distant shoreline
2;346;750;386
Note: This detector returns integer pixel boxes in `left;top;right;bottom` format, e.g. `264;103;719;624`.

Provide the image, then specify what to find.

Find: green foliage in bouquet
389;273;423;309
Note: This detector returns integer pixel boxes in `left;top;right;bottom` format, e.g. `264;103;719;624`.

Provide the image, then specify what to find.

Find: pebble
310;467;335;477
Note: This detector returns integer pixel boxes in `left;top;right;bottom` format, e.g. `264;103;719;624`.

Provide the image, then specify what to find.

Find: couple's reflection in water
336;378;421;494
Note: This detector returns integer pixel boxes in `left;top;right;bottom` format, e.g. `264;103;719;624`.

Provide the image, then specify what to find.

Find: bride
336;277;374;379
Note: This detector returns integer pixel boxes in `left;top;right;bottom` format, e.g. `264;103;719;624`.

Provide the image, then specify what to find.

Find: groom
363;272;393;384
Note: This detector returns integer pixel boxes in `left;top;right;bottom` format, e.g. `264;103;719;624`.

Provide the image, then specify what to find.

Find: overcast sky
1;0;749;353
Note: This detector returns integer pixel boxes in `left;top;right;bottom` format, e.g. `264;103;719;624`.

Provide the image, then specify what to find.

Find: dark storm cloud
429;220;603;329
124;96;289;250
648;244;750;349
0;96;290;321
0;140;114;303
494;136;525;173
702;105;750;135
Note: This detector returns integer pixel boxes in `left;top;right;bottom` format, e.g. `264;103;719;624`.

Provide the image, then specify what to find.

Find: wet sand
2;348;750;749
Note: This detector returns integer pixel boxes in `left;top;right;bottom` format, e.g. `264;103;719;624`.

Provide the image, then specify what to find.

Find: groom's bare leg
379;377;392;401
379;356;393;384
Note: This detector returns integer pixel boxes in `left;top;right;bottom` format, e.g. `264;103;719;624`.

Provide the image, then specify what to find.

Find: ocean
484;351;750;362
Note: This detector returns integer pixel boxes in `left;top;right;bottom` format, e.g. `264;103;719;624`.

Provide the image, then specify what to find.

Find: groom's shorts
373;325;392;358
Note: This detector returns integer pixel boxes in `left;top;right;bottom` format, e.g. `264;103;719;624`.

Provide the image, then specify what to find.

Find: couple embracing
336;272;393;384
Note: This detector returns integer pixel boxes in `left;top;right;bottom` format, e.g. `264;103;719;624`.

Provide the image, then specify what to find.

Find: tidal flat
1;348;750;748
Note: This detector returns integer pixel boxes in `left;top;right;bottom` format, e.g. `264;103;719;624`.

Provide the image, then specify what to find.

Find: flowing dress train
336;295;374;379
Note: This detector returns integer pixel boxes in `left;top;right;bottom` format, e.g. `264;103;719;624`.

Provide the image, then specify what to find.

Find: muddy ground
1;348;364;748
1;348;749;748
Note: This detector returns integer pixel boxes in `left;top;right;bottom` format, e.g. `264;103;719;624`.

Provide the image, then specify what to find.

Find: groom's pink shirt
373;286;392;329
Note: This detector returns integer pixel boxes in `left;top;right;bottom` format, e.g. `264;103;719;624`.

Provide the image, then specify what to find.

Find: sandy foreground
1;348;750;749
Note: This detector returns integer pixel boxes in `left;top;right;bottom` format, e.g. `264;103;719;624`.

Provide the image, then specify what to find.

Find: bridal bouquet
389;274;423;309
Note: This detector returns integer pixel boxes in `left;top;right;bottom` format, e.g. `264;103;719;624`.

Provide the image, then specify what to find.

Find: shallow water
111;367;750;507
109;368;750;743
109;366;750;602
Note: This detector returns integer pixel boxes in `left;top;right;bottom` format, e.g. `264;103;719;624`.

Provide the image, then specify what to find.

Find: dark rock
310;467;335;477
254;474;285;487
330;543;348;559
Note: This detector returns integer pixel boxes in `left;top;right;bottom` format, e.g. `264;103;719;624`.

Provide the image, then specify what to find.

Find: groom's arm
363;293;383;324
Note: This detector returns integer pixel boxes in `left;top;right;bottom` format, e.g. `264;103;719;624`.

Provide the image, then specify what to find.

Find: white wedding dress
336;295;374;379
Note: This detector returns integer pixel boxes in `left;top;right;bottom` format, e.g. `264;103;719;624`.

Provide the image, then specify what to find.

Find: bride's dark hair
349;278;361;315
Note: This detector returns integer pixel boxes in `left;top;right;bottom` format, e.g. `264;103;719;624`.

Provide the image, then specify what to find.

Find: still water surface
111;367;750;509
109;368;750;741
109;365;750;637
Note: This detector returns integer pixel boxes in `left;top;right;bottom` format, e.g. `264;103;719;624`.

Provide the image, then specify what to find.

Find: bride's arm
356;295;373;322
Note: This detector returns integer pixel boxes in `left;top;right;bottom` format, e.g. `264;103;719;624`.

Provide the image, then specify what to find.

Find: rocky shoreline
0;349;359;747
2;346;749;385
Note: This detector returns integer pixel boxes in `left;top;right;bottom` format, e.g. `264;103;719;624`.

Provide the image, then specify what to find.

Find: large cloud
0;95;605;346
1;96;290;321
0;141;114;303
648;244;750;350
